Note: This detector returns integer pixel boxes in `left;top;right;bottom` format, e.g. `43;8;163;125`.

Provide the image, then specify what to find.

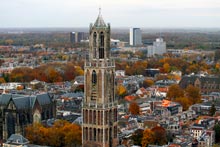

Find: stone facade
179;75;220;94
0;93;56;140
82;11;118;147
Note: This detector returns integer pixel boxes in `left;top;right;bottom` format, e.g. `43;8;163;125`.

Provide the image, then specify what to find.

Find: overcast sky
0;0;220;28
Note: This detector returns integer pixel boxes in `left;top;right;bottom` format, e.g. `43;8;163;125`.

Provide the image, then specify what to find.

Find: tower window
92;70;97;85
93;32;97;58
99;32;104;59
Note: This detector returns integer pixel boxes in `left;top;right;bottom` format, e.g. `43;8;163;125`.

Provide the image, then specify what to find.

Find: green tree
209;103;216;116
214;123;220;143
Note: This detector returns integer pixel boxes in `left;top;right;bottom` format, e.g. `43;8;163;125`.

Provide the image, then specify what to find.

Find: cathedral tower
82;10;118;147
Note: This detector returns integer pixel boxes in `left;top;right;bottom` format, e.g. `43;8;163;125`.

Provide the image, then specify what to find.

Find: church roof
6;134;29;145
93;9;106;27
36;93;52;105
0;94;23;105
0;93;52;110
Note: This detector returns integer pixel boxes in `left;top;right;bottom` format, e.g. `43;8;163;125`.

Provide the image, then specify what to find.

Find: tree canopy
25;120;82;147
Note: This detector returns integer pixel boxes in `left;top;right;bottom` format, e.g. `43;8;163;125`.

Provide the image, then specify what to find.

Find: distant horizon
0;0;219;28
0;27;220;34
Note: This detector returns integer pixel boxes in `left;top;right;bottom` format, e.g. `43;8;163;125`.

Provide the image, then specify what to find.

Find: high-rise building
82;10;118;147
153;38;166;55
129;28;142;46
147;37;166;57
70;32;85;43
70;32;76;43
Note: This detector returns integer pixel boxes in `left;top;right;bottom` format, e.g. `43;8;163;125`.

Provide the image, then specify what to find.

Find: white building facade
147;37;166;57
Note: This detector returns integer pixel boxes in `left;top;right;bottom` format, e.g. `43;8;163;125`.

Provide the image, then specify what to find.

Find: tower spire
93;8;106;27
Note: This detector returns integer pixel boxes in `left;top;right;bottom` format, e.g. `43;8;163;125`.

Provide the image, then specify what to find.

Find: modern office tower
82;11;118;147
70;32;85;43
70;32;76;43
129;28;142;46
153;38;166;55
75;32;85;43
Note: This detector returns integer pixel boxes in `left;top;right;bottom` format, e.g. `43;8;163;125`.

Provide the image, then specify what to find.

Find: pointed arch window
99;32;104;59
91;70;97;101
93;32;97;58
92;70;97;85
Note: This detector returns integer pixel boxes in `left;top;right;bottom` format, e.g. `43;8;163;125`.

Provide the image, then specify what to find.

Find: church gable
32;98;42;115
6;99;16;110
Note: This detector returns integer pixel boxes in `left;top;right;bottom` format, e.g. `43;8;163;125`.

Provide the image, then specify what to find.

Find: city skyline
0;0;220;28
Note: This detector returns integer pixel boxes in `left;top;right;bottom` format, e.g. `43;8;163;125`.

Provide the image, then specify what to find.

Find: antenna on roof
99;7;101;15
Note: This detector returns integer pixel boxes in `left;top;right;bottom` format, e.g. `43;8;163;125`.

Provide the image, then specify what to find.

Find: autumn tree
185;85;201;104
116;84;127;98
46;67;63;83
131;129;143;146
0;77;6;83
141;129;155;147
25;123;45;145
167;84;184;100
25;120;82;147
129;102;140;115
5;39;14;45
163;63;170;73
151;126;167;145
125;61;147;75
174;97;192;111
143;79;154;88
10;67;34;82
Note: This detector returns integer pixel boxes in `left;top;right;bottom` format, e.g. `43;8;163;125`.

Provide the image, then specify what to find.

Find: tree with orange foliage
75;66;84;76
129;102;140;115
174;97;192;111
185;84;201;104
0;77;5;83
10;67;34;82
25;120;82;147
151;126;167;145
141;129;155;147
116;84;127;98
167;84;184;101
25;123;45;145
143;79;154;88
163;63;170;73
125;61;147;75
46;67;63;83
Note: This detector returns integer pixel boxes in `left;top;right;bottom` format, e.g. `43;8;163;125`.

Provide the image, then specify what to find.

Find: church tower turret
82;10;118;147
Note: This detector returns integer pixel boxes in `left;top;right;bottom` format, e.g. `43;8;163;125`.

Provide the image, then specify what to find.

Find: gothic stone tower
82;11;118;147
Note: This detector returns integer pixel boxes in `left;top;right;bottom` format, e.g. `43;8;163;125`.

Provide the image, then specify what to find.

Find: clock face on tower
82;10;118;147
